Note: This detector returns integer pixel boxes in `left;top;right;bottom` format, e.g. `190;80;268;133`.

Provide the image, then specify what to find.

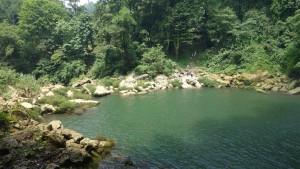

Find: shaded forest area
0;0;300;88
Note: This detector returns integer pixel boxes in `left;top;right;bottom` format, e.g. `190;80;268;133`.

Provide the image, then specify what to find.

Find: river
46;88;300;168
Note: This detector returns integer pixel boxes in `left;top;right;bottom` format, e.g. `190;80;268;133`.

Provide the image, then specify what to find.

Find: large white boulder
93;86;112;97
20;102;35;109
288;87;300;95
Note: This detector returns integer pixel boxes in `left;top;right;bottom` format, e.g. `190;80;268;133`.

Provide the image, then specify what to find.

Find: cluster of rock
72;68;300;97
0;120;113;169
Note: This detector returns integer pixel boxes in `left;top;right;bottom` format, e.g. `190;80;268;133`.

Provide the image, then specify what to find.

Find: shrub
37;95;77;113
170;79;183;88
100;77;121;88
0;67;19;94
85;84;96;94
198;77;220;87
0;112;10;131
15;74;40;97
135;46;177;77
27;107;41;121
73;90;91;100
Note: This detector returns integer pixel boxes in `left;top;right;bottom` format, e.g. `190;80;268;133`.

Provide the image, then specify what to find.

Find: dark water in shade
47;88;300;168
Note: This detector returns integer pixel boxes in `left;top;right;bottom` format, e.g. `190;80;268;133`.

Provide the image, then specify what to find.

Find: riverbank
0;67;299;168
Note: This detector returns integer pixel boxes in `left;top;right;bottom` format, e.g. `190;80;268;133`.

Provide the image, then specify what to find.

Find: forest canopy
0;0;300;85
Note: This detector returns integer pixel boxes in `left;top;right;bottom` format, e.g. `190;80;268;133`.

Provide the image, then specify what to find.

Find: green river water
47;88;300;168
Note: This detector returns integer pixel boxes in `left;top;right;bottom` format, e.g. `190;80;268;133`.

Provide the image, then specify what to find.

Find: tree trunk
174;36;180;59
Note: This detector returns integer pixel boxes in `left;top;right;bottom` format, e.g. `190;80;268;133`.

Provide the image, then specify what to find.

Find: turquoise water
47;89;300;168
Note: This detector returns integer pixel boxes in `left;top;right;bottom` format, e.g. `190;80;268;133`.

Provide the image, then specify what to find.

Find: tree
0;21;23;69
282;9;300;77
94;1;139;74
18;0;68;71
271;0;300;20
163;0;204;58
206;7;239;47
19;0;68;40
0;0;23;25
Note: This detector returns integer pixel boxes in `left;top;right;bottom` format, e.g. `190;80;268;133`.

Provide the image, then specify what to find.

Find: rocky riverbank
0;119;114;169
1;67;299;169
74;67;300;97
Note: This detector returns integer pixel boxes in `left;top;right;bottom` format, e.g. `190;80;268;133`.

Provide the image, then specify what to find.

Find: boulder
271;87;279;92
80;138;99;148
61;128;83;142
46;91;55;97
287;80;299;90
99;141;113;148
20;102;35;109
93;86;112;97
135;74;149;80
52;84;65;91
69;99;99;105
155;75;169;89
119;75;137;89
261;84;273;91
47;131;66;148
287;87;300;95
40;86;50;93
66;140;82;149
48;120;63;131
59;148;92;166
41;104;56;114
67;90;74;98
255;89;268;94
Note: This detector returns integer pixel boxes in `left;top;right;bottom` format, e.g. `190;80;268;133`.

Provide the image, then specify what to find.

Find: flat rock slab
288;87;300;95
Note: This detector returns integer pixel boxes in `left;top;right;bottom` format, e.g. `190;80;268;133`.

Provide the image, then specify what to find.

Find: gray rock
47;131;66;148
59;148;92;166
287;87;300;95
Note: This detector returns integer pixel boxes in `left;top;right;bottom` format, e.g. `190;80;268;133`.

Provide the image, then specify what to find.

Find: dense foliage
0;0;299;85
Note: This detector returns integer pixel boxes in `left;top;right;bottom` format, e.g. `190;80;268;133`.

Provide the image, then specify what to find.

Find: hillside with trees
0;0;299;86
